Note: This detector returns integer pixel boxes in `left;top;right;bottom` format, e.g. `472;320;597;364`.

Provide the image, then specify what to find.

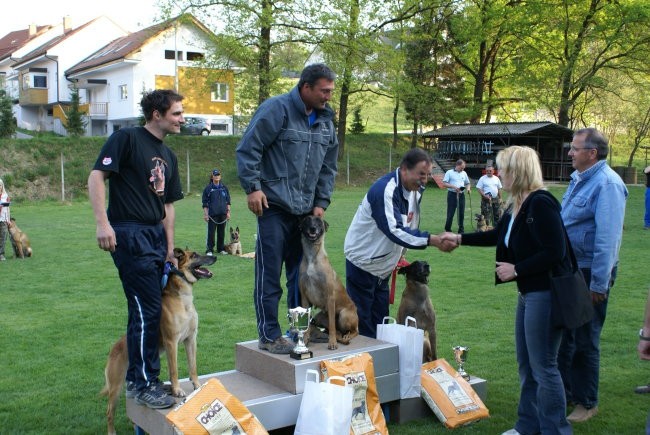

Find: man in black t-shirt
88;90;184;409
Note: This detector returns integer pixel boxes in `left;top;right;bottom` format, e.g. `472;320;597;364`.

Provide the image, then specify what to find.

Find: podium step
126;336;400;433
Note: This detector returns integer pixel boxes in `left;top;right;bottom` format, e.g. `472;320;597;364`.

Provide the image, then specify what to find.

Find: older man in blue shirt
558;128;628;423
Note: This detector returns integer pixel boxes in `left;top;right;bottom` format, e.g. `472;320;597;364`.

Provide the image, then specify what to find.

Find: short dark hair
400;148;432;170
298;63;336;89
455;159;465;167
141;89;184;122
574;127;608;160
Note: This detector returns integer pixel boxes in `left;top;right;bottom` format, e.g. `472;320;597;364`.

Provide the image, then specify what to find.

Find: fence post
186;149;190;194
61;152;65;202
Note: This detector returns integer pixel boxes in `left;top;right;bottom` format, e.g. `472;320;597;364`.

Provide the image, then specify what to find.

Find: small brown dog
298;215;359;350
224;226;242;255
101;249;215;435
397;261;437;362
475;214;493;232
7;218;32;258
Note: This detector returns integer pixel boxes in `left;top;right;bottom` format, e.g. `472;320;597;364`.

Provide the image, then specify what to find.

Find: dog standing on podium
397;260;437;362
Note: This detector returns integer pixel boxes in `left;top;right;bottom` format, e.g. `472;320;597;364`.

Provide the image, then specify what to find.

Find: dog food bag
420;359;489;429
166;378;268;435
320;352;388;435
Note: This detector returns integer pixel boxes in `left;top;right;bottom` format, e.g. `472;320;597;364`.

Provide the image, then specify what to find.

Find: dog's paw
171;387;186;398
327;341;338;350
337;333;351;345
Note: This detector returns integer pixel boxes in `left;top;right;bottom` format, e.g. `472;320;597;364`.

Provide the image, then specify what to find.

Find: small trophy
288;307;313;360
453;346;470;381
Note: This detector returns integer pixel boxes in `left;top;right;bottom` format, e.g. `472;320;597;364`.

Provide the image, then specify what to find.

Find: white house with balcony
65;14;235;136
7;16;129;134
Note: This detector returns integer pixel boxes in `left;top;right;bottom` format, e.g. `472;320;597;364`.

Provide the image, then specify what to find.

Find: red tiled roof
0;25;52;60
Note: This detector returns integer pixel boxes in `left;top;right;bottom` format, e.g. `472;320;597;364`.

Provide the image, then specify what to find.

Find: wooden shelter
421;122;575;181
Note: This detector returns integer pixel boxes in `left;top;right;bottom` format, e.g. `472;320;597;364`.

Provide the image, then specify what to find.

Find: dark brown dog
7;218;32;258
100;249;215;435
298;215;359;350
224;226;242;255
397;261;437;362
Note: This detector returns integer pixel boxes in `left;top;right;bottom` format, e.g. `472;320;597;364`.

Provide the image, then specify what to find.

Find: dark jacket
462;190;569;293
202;182;230;216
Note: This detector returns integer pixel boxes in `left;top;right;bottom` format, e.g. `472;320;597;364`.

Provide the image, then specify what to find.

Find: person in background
443;159;471;233
236;63;338;354
344;148;453;338
0;178;11;261
558;127;627;423
443;146;572;435
643;166;650;230
88;89;185;410
476;164;503;226
202;169;231;255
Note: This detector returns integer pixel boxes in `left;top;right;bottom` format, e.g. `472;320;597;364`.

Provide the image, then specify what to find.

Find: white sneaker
205;251;213;256
0;255;6;261
220;251;228;255
501;430;521;435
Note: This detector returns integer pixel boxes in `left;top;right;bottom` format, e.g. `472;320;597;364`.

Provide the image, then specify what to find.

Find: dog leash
389;258;411;304
207;215;229;225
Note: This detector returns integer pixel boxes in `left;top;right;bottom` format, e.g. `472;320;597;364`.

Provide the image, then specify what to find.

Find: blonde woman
0;179;11;261
445;146;572;435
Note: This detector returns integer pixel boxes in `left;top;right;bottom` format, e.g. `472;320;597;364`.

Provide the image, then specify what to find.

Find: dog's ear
230;227;234;234
323;219;329;232
236;226;239;232
173;247;184;260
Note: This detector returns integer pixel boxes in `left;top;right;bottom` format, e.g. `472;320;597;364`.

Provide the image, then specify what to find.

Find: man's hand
166;250;178;268
496;261;517;282
591;291;608;304
247;190;268;216
433;232;459;252
639;339;650;361
312;207;325;218
96;222;117;252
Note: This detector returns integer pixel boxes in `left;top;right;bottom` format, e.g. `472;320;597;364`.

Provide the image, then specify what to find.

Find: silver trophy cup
288;307;313;360
453;345;470;380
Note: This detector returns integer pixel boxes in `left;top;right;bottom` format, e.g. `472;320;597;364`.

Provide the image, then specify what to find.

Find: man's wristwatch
639;329;650;341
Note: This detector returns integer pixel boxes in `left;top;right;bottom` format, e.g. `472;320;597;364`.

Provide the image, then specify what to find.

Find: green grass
0;183;647;434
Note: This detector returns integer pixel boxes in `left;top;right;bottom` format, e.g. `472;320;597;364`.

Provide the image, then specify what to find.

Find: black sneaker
135;381;176;409
125;381;137;399
258;336;294;354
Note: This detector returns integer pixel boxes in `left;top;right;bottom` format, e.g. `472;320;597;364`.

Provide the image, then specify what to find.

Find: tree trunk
257;0;272;104
392;97;399;149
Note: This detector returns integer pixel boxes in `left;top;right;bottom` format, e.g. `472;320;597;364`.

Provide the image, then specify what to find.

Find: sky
0;0;167;34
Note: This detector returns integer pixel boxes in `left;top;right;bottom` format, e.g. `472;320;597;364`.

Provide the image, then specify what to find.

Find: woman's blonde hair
496;146;545;212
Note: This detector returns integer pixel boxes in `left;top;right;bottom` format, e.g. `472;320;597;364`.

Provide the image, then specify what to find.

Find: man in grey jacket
236;64;338;354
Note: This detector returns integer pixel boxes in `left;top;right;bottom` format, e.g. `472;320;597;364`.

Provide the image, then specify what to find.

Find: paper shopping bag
376;316;423;399
294;370;354;435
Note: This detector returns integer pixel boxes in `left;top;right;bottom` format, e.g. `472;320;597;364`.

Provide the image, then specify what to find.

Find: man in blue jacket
558;128;628;423
344;148;452;338
236;63;338;354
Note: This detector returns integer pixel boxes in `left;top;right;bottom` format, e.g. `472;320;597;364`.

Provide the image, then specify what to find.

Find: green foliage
64;86;87;137
348;107;366;134
0;90;16;138
0;186;647;433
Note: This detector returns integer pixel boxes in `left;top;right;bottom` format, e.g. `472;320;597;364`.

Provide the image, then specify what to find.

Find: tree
348;107;365;134
0;90;16;138
65;86;87;137
516;0;650;127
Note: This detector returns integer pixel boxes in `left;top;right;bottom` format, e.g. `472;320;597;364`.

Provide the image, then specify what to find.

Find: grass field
0;182;648;434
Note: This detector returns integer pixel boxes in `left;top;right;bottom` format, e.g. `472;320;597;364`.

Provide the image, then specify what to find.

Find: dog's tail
100;336;128;435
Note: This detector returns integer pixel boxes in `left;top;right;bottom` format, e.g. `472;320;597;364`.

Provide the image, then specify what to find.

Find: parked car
181;117;211;136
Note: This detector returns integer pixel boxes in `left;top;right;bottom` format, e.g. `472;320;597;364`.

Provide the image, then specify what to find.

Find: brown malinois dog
100;248;215;435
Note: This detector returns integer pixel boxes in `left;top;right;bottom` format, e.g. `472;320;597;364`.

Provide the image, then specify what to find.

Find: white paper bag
377;316;424;399
294;370;353;435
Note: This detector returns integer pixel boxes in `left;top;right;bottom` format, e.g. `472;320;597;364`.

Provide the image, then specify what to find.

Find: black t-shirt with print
93;127;184;224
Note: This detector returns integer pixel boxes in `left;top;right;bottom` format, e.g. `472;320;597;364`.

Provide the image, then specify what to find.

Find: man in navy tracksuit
88;90;184;409
236;64;339;354
202;169;231;255
344;148;451;338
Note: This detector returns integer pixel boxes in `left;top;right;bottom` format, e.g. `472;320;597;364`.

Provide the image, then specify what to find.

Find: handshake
430;232;462;253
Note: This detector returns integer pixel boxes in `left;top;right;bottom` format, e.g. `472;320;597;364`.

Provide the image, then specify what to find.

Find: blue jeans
345;260;389;339
558;268;612;409
514;291;572;435
643;187;650;228
254;206;303;343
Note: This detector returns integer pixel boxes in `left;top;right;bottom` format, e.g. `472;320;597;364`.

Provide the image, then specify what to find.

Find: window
118;85;128;100
211;83;229;102
33;75;47;88
211;123;229;132
187;51;204;61
164;50;183;60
